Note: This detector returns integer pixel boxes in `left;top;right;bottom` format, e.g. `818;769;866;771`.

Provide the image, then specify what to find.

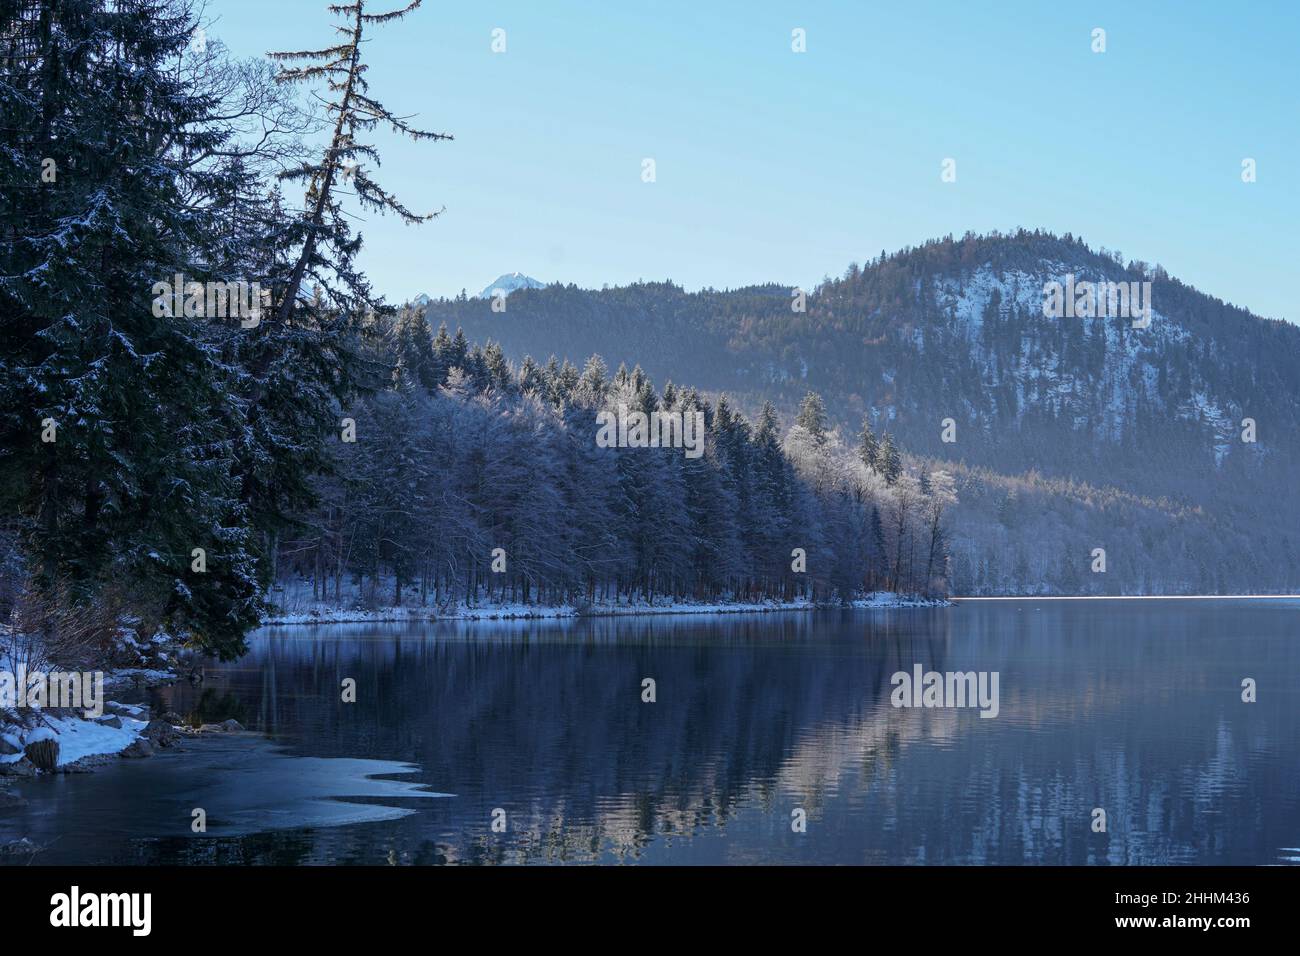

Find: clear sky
210;0;1298;322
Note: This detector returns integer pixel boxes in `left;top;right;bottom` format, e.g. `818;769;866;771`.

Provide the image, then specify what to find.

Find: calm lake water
3;599;1298;865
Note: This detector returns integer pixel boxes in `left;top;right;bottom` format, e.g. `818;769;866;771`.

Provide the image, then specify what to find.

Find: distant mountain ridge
423;233;1298;487
418;231;1300;594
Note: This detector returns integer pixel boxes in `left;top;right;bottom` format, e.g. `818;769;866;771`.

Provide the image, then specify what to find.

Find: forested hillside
420;232;1300;594
274;313;957;613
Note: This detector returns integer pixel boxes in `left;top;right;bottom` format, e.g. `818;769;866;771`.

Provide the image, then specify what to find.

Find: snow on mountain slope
923;260;1236;448
478;272;544;299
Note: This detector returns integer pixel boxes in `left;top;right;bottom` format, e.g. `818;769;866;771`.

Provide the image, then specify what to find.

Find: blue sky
212;0;1298;322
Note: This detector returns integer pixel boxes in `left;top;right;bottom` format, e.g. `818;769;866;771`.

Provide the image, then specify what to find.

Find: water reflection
2;601;1297;864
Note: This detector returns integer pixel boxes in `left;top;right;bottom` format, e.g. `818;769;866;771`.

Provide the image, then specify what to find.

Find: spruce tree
517;355;543;396
858;418;880;471
0;0;260;656
878;433;902;485
430;322;455;386
795;391;829;446
395;308;438;391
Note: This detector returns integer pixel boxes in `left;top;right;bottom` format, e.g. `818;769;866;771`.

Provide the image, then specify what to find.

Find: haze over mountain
418;231;1300;595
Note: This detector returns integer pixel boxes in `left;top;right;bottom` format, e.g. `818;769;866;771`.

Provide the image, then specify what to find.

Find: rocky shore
0;704;246;857
0;626;253;857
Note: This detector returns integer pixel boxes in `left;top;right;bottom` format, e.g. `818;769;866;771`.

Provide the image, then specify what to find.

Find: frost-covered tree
0;0;260;656
275;335;955;608
923;471;957;592
857;419;880;472
878;433;903;485
795;391;829;447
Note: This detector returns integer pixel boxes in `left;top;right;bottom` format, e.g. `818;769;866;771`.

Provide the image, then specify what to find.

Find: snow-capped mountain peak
478;272;543;299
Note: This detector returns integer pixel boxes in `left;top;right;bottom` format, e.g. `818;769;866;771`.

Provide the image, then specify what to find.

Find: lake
2;599;1298;865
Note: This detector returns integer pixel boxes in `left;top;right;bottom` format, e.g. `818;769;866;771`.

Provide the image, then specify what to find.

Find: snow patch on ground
1;714;149;766
2;632;167;769
42;715;148;766
261;579;948;628
847;592;949;608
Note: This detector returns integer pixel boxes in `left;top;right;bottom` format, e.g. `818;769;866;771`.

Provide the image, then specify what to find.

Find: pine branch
267;0;447;326
361;1;423;24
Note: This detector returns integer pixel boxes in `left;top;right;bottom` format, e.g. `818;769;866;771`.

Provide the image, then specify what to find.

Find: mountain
419;231;1300;595
478;272;544;299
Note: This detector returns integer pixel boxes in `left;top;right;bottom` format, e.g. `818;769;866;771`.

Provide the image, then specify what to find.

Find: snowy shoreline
1;634;212;817
1;704;151;771
258;591;950;628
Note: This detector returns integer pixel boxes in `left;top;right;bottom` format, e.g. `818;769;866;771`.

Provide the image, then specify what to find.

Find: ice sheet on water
0;735;453;847
170;738;453;835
